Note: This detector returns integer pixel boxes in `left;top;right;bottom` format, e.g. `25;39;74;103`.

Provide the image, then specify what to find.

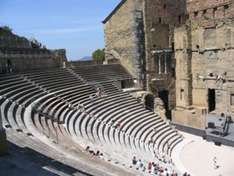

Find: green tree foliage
92;49;105;62
0;26;13;34
2;26;12;32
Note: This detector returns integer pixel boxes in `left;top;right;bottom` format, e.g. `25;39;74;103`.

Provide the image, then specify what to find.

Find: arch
143;93;154;110
158;90;171;120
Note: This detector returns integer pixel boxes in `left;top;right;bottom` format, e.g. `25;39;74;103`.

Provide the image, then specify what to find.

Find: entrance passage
208;89;216;112
158;90;171;120
145;94;154;111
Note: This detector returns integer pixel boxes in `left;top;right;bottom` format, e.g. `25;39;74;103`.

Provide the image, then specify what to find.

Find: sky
0;0;120;60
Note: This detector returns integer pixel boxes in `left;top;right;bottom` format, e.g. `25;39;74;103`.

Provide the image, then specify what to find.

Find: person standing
148;162;152;173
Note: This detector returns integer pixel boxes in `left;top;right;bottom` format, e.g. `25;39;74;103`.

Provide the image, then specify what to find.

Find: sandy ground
180;132;234;176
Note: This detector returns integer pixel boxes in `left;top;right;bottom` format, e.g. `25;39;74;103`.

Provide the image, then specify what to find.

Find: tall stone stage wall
103;0;234;129
173;0;234;129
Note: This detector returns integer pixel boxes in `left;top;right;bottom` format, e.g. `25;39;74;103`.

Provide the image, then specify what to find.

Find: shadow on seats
0;141;93;176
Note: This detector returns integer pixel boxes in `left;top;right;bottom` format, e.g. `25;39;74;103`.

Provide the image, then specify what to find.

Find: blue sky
0;0;120;60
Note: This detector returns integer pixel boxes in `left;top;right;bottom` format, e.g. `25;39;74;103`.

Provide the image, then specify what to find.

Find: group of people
154;152;173;166
85;146;104;159
64;87;103;111
132;156;179;176
62;86;189;175
89;87;103;103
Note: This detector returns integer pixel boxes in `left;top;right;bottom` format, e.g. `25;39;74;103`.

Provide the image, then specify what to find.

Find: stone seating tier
0;65;182;175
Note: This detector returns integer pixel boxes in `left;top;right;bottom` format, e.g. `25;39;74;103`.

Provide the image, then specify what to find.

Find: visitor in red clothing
148;162;152;173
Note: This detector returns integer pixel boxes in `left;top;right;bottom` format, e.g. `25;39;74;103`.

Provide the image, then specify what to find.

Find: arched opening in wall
172;42;174;51
178;15;182;24
158;17;162;24
208;89;216;112
158;90;171;120
213;7;217;18
121;80;126;89
0;59;5;73
7;59;13;73
120;79;134;89
145;94;154;111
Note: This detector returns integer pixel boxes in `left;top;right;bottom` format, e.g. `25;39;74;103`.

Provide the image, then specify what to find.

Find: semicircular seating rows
0;64;183;175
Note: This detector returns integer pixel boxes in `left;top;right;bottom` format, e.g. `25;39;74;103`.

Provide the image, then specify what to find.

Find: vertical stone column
164;54;167;74
174;25;192;108
158;55;161;74
0;106;7;155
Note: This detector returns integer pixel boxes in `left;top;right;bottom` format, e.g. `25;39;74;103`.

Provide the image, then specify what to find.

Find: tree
92;49;105;62
0;26;12;33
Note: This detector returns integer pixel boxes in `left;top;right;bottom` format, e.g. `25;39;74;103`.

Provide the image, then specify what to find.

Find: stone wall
104;0;234;127
103;0;145;86
0;27;31;48
69;60;103;67
0;28;67;73
187;0;234;28
191;23;234;112
0;48;66;73
173;0;234;128
103;0;188;119
143;0;187;115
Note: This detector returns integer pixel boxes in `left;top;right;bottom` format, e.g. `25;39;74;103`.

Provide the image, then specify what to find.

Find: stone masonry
103;0;145;87
0;27;67;73
143;0;186;119
173;0;234;128
104;0;234;129
103;0;187;120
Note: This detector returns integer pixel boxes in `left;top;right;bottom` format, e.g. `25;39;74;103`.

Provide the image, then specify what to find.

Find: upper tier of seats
71;64;133;83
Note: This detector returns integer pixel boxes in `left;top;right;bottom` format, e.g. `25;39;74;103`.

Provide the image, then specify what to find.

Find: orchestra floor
178;132;234;176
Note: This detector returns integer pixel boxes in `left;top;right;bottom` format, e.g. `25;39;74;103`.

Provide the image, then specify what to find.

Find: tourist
148;137;154;146
110;120;115;126
132;156;137;165
151;162;155;173
147;162;152;173
80;104;85;112
136;159;141;169
68;103;72;109
213;156;219;169
6;59;12;73
153;127;158;133
89;94;95;104
96;87;102;97
85;146;90;152
89;150;95;157
63;61;66;68
89;112;94;118
171;170;178;176
96;150;100;157
99;153;104;159
116;121;122;129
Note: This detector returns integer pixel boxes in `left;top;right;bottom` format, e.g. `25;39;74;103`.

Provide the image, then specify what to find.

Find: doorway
158;90;171;120
145;94;154;111
208;89;216;112
7;59;12;73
